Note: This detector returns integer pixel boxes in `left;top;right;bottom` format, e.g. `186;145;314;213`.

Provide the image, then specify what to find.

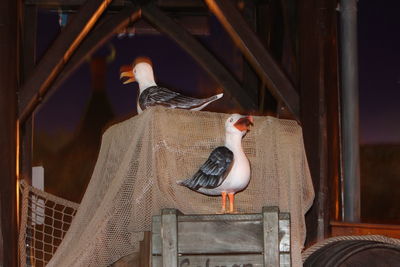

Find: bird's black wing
178;146;233;190
140;86;208;110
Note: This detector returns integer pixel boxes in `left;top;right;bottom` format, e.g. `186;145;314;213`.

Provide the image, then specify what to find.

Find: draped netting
18;180;79;267
47;106;314;266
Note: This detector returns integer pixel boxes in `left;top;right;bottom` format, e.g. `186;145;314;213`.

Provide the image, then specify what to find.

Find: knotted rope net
18;179;79;267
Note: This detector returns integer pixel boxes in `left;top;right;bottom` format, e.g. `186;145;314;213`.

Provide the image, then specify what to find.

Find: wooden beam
18;0;113;122
20;5;38;185
299;0;339;245
142;3;256;111
0;0;19;265
39;6;140;110
24;0;204;9
204;0;300;121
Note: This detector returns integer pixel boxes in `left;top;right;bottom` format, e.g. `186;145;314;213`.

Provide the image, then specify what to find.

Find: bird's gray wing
140;86;208;110
178;146;233;190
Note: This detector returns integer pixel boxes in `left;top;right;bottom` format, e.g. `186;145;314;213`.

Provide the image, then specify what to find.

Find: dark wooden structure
152;207;290;267
0;0;346;265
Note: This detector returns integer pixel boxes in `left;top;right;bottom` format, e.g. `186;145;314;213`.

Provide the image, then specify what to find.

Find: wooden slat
18;0;113;122
38;6;140;111
279;212;291;267
161;209;178;267
153;213;264;255
142;3;257;111
153;254;263;267
204;0;300;121
263;206;279;267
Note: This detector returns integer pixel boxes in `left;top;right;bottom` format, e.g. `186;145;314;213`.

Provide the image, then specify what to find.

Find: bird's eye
229;118;233;122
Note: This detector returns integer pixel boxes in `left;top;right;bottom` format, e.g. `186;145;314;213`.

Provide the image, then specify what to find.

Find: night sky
358;0;400;144
35;1;400;143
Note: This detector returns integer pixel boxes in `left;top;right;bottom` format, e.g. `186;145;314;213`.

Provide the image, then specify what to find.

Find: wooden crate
152;206;291;267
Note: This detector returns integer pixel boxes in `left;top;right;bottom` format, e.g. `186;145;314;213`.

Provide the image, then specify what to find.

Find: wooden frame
152;207;291;267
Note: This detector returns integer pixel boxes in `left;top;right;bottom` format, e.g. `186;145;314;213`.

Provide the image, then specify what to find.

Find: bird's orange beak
234;116;254;131
120;65;135;84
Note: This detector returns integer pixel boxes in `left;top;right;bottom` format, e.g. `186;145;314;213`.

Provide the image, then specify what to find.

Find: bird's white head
225;114;254;136
120;58;156;90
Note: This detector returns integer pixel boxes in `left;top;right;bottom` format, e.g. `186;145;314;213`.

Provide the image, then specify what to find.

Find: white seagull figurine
178;114;254;213
120;58;223;114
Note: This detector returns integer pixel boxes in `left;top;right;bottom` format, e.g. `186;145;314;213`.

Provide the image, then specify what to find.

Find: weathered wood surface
153;254;263;267
263;206;279;266
152;207;291;267
142;3;257;111
279;213;291;267
161;209;178;267
19;0;113;122
153;214;264;255
0;0;19;265
204;0;299;121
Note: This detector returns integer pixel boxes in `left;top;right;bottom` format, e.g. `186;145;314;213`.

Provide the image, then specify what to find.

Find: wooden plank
0;0;19;265
18;0;113;122
38;6;140;112
204;0;299;121
142;3;257;111
279;212;291;267
161;209;178;267
263;206;279;267
331;221;400;239
153;213;264;255
153;254;263;267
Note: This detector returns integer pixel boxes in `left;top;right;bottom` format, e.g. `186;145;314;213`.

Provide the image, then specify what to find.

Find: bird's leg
228;193;235;213
220;192;227;213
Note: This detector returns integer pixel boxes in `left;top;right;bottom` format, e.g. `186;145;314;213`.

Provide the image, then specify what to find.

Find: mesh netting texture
47;106;315;266
18;180;79;267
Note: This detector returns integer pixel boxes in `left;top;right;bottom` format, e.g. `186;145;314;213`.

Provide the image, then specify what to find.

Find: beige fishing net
46;106;314;266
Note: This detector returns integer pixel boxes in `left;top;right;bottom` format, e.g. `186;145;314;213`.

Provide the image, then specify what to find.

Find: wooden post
298;0;340;244
263;206;279;266
0;0;19;266
161;209;178;267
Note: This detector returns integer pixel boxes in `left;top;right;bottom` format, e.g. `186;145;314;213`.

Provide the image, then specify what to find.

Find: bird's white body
134;63;157;114
177;113;253;213
198;130;250;196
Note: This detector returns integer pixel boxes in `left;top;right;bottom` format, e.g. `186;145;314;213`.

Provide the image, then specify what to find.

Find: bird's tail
191;93;224;111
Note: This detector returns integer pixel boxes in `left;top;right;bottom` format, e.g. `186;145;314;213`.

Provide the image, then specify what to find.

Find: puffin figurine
120;58;223;114
178;114;254;213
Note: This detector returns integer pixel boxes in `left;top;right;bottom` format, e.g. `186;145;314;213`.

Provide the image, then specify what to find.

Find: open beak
120;65;135;84
234;115;254;131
